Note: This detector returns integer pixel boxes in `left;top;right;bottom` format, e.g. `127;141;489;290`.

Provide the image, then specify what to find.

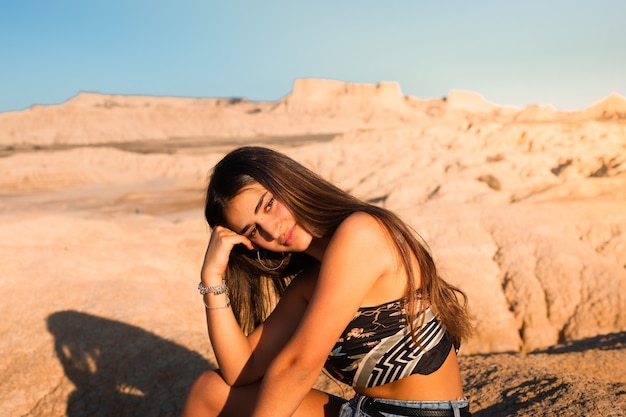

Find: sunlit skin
223;183;323;258
182;181;465;417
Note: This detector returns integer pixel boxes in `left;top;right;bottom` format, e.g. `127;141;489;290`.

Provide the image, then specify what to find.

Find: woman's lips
282;225;296;246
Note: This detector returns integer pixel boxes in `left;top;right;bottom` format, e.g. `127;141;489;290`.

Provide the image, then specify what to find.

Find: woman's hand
201;226;254;283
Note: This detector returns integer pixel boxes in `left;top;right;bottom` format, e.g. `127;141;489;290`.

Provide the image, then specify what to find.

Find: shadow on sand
47;310;212;417
466;331;626;416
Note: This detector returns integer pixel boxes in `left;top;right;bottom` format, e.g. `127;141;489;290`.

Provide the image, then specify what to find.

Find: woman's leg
181;369;346;417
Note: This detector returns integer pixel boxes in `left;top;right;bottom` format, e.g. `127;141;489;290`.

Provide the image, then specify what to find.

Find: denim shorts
339;393;471;417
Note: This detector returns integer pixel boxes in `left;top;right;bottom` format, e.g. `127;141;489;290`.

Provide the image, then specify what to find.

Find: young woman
182;146;473;417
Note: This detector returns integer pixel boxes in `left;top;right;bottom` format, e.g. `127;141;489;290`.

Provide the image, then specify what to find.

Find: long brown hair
205;146;473;343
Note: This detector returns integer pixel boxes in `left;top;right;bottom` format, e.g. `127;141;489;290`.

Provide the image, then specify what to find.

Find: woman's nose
258;218;280;241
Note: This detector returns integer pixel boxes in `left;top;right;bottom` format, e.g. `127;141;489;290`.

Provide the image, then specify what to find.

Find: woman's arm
212;268;317;386
251;212;397;416
200;225;316;386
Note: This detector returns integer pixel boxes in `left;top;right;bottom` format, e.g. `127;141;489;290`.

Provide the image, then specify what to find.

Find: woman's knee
199;369;227;388
183;369;229;416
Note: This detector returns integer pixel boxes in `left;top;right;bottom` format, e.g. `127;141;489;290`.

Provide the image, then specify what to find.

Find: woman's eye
265;198;274;212
249;226;258;238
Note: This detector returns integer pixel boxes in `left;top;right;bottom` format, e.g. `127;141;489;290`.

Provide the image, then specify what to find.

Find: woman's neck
304;237;330;261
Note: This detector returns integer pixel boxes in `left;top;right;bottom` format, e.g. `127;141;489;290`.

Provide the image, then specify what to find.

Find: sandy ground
0;139;623;417
461;333;626;416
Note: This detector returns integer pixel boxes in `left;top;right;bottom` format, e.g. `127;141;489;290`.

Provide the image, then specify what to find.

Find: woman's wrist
198;281;227;295
200;270;224;285
203;292;231;310
198;279;231;310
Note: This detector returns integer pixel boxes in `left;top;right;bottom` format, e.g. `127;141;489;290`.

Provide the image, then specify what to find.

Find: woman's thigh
182;369;346;417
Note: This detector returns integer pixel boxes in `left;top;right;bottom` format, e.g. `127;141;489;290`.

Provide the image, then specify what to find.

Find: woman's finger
202;226;254;278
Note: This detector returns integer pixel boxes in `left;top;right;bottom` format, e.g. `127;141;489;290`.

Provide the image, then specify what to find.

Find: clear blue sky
2;0;625;113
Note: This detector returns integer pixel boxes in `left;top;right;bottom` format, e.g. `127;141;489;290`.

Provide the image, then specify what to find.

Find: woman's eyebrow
239;191;267;235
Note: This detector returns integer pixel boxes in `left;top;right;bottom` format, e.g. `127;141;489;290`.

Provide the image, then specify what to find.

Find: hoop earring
257;250;285;271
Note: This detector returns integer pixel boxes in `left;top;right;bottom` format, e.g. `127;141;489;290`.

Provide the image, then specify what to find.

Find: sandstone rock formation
1;79;625;416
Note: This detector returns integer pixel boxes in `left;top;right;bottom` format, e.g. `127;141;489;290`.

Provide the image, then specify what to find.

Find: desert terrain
1;79;625;416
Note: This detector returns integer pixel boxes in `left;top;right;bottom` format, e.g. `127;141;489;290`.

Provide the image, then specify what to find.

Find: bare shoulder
325;211;396;276
337;211;385;232
333;211;391;249
325;211;408;304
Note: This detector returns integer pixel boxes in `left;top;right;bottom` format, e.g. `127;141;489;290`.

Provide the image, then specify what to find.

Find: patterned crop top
324;298;454;388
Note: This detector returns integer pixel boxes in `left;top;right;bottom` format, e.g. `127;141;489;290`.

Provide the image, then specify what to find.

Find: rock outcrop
1;79;625;416
2;78;623;147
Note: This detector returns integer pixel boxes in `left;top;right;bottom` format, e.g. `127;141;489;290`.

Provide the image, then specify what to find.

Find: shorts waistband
357;394;472;417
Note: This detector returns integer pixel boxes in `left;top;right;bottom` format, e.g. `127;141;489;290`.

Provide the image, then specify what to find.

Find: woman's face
224;182;313;253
